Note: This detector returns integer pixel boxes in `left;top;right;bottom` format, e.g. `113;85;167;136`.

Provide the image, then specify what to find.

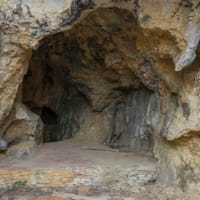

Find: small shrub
10;180;27;191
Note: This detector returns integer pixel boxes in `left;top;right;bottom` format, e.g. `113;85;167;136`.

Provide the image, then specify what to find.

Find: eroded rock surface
1;0;200;196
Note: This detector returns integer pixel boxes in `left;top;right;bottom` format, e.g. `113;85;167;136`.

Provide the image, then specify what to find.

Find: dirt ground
0;184;192;200
0;139;193;200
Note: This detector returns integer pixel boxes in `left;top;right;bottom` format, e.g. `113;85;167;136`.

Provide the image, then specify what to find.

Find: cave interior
21;7;159;154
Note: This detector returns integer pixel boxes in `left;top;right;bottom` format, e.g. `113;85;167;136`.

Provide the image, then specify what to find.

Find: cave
2;1;200;197
20;7;159;154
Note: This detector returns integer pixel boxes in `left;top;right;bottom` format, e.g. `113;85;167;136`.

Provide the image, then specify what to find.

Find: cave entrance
22;7;158;154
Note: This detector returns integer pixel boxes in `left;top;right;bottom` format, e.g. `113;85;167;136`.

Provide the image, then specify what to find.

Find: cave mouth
21;7;159;154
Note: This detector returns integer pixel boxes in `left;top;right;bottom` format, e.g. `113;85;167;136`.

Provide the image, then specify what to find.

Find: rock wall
1;0;200;195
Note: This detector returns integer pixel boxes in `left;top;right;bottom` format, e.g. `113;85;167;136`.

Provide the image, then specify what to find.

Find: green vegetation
10;180;27;191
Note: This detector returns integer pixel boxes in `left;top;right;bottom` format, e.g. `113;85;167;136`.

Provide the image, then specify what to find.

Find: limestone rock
77;185;92;196
1;0;200;195
0;139;7;151
35;196;71;200
7;140;37;157
3;102;43;154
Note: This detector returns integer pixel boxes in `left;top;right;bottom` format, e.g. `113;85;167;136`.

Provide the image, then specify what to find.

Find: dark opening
41;107;58;125
21;7;159;154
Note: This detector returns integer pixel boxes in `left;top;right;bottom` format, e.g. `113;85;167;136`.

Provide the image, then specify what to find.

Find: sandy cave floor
0;139;192;200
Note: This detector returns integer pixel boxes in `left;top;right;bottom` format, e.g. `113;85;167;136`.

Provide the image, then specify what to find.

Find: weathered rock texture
1;0;200;196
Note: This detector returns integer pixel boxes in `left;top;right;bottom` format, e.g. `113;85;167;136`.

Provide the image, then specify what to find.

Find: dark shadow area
21;7;159;154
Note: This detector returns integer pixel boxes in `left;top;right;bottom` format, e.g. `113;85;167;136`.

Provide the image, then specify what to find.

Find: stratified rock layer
1;0;200;196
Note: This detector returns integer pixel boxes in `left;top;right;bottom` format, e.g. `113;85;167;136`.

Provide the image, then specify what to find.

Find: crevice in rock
41;107;58;125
